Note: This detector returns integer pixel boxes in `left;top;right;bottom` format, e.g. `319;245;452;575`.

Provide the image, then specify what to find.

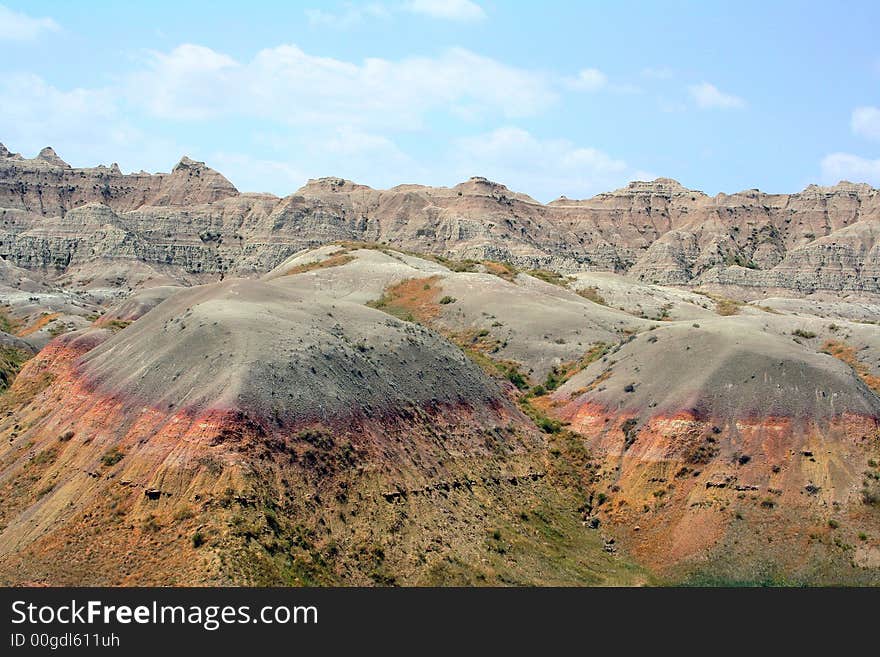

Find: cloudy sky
1;0;879;200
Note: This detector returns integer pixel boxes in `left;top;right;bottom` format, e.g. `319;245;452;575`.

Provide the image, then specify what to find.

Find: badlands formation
0;144;878;585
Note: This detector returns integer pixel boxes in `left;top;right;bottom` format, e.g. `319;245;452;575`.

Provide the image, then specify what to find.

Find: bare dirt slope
0;275;646;586
548;321;880;583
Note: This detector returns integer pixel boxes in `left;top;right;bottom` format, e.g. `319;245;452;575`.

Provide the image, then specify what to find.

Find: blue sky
1;0;879;201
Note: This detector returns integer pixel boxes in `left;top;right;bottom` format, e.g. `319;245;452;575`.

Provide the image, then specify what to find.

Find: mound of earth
95;285;183;326
0;277;645;586
547;322;880;584
269;245;646;379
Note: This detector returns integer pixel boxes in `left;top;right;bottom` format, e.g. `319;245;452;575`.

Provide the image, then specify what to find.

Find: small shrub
577;286;607;305
527;269;569;286
101;447;125;467
105;319;132;333
192;531;206;548
29;448;58;467
174;506;195;522
828;519;839;529
142;515;161;532
439;296;456;305
58;430;74;442
505;367;529;390
792;329;817;339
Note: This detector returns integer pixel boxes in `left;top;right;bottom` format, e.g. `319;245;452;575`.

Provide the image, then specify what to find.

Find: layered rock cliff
1;144;878;296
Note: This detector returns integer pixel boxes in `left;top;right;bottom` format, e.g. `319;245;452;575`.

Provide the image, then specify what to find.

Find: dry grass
577;286;607;306
104;319;132;333
17;312;61;337
714;297;742;316
694;291;742;316
284;252;355;276
367;276;442;323
821;340;880;394
526;269;571;287
0;306;22;334
0;346;33;391
483;261;518;282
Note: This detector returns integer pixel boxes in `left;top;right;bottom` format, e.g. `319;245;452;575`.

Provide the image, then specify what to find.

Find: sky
1;0;879;201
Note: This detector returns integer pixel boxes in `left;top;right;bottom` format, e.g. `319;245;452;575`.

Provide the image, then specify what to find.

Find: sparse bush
577;286;606;305
792;329;817;339
828;519;839;529
439;296;456;305
174;506;195;522
505;367;529;390
527;269;570;286
29;448;58;467
862;488;880;507
100;447;125;467
142;515;161;532
192;531;205;548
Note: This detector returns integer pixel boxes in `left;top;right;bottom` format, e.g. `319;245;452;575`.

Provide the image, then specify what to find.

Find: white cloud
212;126;422;195
852;106;880;141
126;44;556;128
658;98;687;113
305;3;390;29
404;0;485;22
0;4;59;41
688;82;745;110
209;152;308;194
565;68;607;92
641;67;673;80
454;127;644;201
0;72;116;149
820;153;880;186
0;72;181;173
